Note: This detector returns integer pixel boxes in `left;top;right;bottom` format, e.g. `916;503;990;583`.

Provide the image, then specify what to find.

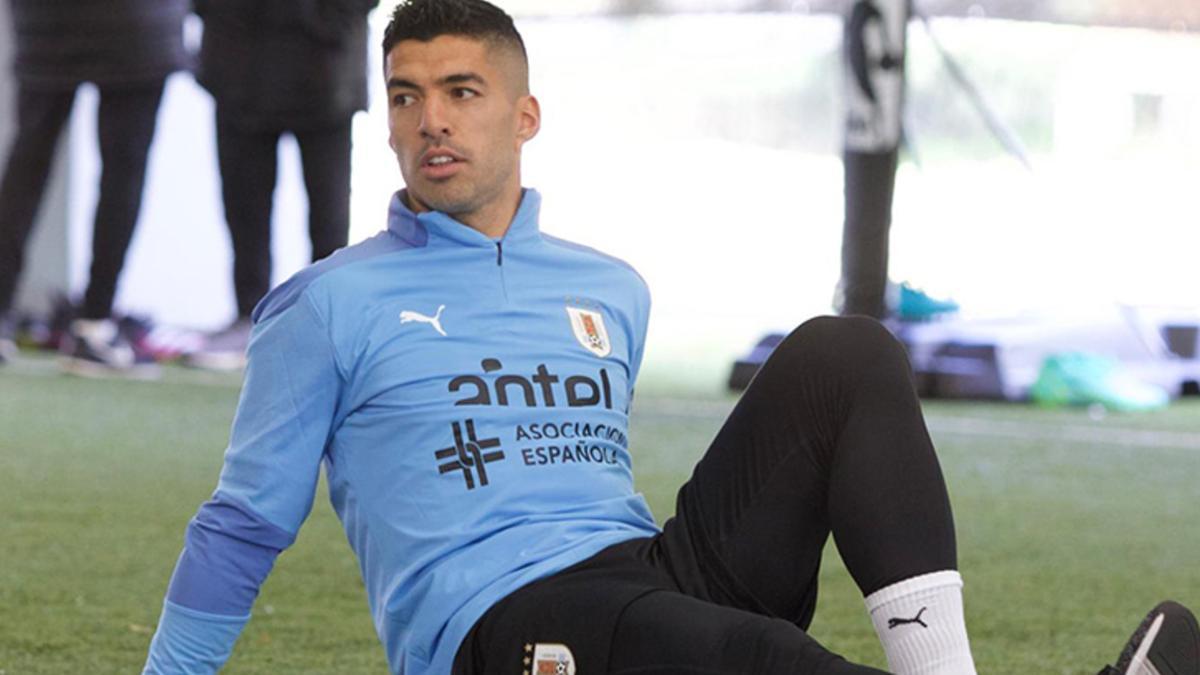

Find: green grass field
2;357;1198;674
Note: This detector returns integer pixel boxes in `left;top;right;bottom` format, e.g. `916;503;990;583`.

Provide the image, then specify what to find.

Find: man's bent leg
609;589;887;674
454;537;888;675
654;316;972;673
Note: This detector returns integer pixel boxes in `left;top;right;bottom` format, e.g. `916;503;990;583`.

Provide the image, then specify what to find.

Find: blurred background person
0;0;189;373
186;0;379;370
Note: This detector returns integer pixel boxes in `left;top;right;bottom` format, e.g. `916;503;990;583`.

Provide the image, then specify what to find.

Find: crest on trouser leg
522;642;576;675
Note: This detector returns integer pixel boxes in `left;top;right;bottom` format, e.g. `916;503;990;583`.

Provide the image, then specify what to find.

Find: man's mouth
419;151;465;179
421;148;465;166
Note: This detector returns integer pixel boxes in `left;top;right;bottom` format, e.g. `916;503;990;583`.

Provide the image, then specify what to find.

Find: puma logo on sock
888;607;929;629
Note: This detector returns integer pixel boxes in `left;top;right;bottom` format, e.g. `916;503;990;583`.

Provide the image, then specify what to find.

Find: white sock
864;570;977;675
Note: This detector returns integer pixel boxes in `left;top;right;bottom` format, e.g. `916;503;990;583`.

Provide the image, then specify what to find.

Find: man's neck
405;189;523;240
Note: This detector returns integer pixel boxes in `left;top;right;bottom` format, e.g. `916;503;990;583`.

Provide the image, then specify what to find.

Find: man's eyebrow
386;73;487;92
440;72;486;87
386;77;420;91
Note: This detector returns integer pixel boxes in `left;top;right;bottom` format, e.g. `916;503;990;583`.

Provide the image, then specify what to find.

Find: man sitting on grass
142;1;1200;673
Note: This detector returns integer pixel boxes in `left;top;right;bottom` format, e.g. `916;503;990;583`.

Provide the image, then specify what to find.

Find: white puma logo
399;305;447;337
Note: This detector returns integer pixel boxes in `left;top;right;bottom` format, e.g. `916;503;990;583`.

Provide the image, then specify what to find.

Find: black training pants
456;316;958;674
214;111;352;319
0;80;165;319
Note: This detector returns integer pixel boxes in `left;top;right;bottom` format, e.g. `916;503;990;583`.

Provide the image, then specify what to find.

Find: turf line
925;415;1200;451
1;355;242;388
638;398;1200;451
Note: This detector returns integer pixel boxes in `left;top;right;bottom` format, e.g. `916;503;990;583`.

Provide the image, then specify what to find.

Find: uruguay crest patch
565;305;611;358
529;642;576;675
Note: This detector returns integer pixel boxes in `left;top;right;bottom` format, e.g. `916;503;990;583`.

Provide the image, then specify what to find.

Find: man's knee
766;315;907;383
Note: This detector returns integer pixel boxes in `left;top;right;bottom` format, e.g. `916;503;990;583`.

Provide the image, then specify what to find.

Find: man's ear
515;95;541;147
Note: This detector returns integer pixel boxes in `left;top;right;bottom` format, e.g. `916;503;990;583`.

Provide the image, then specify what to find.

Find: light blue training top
143;189;660;674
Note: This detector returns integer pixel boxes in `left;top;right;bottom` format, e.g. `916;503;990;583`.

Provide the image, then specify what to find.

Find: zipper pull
496;241;503;266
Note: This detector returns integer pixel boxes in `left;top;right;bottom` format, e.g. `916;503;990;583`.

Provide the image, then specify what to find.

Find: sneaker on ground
184;318;252;371
1099;601;1200;675
120;315;204;363
893;281;959;322
60;318;158;378
1031;352;1169;413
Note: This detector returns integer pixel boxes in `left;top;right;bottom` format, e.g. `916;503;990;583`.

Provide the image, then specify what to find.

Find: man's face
385;35;539;228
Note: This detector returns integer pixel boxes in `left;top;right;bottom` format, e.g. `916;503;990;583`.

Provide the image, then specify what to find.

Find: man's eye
452;88;479;100
392;94;416;107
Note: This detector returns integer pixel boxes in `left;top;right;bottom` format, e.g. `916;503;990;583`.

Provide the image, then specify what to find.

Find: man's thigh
654;316;925;626
654;315;954;629
609;590;887;675
654;323;843;627
454;539;671;674
454;537;879;675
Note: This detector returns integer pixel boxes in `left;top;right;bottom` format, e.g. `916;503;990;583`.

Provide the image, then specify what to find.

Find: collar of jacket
387;188;542;249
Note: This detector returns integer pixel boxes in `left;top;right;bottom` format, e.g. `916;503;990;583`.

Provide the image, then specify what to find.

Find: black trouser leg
0;86;76;315
610;589;885;675
215;112;279;319
80;80;166;319
456;536;889;675
613;316;957;672
295;119;352;263
660;316;956;615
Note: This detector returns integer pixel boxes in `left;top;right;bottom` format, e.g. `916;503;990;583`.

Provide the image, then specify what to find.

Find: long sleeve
627;278;652;395
143;293;345;674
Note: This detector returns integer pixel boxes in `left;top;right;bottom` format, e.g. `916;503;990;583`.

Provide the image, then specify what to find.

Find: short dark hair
382;0;528;70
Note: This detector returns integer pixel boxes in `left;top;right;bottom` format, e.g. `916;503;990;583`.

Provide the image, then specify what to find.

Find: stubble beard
408;158;514;220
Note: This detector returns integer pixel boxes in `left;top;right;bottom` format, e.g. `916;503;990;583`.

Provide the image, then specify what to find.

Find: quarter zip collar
387;188;542;249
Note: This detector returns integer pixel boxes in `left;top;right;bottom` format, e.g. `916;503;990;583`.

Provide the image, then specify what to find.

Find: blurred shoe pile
0;296;216;378
181;318;252;371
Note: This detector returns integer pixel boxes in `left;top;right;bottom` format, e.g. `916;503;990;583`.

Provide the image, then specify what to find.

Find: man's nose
418;97;451;138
